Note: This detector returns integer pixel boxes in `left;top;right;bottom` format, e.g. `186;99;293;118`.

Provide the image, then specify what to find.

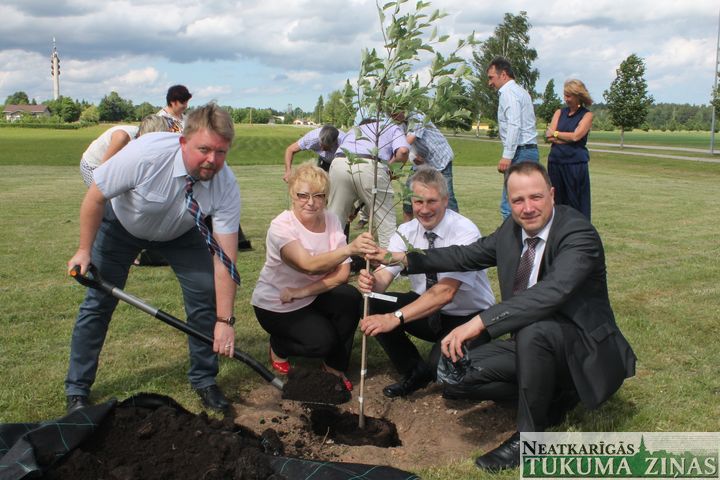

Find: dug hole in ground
239;367;516;470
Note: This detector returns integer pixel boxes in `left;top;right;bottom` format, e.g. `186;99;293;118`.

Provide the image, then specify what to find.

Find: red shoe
269;346;290;375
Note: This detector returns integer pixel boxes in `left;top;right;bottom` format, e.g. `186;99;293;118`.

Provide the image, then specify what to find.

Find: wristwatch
553;130;559;139
393;310;405;326
216;315;236;327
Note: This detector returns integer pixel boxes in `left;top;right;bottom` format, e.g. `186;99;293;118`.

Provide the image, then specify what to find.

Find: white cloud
0;0;718;108
194;85;233;99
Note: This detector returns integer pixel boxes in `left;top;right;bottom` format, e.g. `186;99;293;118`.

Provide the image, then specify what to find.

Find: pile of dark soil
43;403;283;480
281;368;350;405
308;406;401;448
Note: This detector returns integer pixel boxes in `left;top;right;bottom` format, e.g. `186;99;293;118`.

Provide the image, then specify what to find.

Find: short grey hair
318;125;340;150
138;115;170;136
409;166;448;199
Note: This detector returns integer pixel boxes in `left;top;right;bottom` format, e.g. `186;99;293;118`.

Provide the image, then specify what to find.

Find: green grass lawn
0;126;719;479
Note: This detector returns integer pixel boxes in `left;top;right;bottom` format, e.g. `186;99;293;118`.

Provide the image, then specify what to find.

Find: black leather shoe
195;385;230;412
383;363;433;398
475;432;520;472
66;395;89;413
442;383;486;401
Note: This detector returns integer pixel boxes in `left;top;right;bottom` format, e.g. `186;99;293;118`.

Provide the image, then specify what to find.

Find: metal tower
51;38;60;100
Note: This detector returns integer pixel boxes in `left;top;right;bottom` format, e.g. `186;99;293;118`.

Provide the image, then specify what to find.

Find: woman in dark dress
546;79;594;220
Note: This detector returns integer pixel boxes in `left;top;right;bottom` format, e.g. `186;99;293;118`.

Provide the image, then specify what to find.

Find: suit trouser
370;291;480;377
253;284;362;372
460;319;580;432
65;205;218;396
327;156;396;248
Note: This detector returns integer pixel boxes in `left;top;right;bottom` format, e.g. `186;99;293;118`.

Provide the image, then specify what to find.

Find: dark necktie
513;237;540;294
424;231;439;290
424;231;441;333
185;176;241;285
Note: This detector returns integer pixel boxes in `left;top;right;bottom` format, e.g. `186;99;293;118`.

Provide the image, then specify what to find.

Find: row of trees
4;9;716;135
3;90;312;126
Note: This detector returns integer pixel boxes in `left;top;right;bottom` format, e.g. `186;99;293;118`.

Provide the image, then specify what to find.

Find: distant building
3;104;51;122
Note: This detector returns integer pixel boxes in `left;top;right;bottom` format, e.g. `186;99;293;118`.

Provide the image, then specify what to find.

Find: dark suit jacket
406;205;636;409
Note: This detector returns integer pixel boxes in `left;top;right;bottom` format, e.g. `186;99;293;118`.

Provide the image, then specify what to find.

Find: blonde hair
288;161;329;197
184;103;235;144
564;79;593;107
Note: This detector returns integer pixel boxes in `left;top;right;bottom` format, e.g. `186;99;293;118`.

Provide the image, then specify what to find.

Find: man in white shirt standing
487;57;538;219
66;104;240;414
358;167;495;398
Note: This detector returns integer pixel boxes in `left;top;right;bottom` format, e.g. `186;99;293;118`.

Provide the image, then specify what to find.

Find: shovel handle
70;264;106;290
69;263;285;391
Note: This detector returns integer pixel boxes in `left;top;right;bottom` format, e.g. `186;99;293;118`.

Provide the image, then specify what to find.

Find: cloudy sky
1;0;718;111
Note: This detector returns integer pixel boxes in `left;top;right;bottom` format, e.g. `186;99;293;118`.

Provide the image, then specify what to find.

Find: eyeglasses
295;192;327;202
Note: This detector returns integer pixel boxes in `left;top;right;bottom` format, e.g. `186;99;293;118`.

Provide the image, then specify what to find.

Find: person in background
79;115;169;187
486;57;538;220
157;84;192;132
283;125;344;182
327;117;409;248
546;79;594;220
251;162;377;390
393;112;459;222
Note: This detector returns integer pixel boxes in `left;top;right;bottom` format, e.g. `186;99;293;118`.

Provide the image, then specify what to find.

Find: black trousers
548;161;591;221
253;284;361;372
460;319;581;432
370;291;480;377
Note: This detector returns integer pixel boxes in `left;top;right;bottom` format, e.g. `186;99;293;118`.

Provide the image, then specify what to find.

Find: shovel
70;264;285;391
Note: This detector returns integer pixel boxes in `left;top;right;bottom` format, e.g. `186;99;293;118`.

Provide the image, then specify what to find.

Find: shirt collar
498;79;516;94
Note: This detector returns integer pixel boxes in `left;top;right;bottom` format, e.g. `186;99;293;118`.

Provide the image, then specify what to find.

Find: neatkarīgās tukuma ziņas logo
521;432;719;479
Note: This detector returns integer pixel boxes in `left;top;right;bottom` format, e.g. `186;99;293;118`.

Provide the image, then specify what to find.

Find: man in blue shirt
487;57;538;219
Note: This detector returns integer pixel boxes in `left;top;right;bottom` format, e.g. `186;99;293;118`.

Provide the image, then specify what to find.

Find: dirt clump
281;367;351;405
44;403;283;480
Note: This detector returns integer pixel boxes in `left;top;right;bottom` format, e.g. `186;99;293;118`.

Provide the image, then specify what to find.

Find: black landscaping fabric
0;393;419;480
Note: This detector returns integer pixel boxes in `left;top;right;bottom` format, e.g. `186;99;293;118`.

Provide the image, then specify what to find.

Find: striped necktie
513;237;540;294
185;176;241;285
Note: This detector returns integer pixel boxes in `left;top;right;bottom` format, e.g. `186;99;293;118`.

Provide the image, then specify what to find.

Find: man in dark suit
371;161;636;472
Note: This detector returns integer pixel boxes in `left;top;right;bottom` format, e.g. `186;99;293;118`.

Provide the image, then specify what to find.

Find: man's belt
334;153;377;160
516;144;538;150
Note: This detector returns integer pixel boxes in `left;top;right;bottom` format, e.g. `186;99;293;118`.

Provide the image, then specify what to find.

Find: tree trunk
620;128;625;149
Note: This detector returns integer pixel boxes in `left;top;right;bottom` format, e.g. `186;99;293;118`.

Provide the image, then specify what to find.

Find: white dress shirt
385;209;496;315
497;79;538;159
520;209;555;288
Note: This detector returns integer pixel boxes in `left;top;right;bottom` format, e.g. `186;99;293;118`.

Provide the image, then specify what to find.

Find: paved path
451;135;720;164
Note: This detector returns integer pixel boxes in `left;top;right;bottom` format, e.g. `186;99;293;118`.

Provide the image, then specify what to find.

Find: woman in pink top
251;162;376;390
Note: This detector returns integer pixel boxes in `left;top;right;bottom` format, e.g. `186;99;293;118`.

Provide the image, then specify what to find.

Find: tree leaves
603;53;654;143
